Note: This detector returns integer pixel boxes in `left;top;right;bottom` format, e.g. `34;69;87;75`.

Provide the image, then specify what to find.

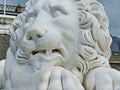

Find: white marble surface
1;0;120;90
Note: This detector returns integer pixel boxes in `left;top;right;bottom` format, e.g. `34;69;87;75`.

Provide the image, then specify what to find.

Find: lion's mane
9;0;112;74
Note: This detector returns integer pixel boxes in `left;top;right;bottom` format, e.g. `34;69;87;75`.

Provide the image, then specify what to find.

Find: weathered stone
0;0;120;90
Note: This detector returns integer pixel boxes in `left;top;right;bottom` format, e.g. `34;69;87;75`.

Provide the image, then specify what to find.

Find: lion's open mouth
16;46;67;63
31;49;63;57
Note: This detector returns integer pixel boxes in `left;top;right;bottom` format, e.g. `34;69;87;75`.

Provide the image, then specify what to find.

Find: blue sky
0;0;120;38
0;0;27;6
99;0;120;38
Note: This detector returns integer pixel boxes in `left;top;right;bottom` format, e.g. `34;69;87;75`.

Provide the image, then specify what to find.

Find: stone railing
0;4;25;16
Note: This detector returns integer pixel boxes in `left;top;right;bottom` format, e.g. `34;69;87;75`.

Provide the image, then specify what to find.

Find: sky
0;0;27;6
98;0;120;38
0;0;120;38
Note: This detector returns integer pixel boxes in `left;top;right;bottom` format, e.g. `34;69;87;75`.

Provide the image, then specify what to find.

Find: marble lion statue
3;0;120;90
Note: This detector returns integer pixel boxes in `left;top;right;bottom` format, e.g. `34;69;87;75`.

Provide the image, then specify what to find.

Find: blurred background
0;0;27;6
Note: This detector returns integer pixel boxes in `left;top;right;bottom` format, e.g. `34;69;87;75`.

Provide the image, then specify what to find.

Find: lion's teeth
46;50;51;56
50;50;52;55
46;51;49;56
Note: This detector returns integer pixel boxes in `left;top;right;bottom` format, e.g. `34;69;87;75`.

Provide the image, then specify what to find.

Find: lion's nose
26;27;47;40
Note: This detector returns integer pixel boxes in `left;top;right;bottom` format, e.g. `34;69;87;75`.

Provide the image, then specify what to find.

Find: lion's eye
53;10;63;17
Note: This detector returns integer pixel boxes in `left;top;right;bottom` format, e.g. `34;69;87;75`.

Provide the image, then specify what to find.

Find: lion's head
8;0;112;74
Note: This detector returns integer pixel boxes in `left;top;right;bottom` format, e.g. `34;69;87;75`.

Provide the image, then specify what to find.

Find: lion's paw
84;67;120;90
35;66;84;90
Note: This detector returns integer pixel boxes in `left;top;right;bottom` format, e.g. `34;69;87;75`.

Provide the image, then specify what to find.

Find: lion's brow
49;3;70;14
